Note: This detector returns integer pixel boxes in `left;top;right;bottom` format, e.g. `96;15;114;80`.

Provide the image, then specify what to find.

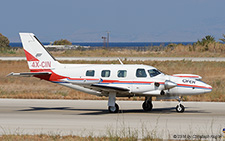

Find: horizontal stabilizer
7;72;52;77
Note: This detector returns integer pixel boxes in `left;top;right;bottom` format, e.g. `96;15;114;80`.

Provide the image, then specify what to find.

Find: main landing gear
176;97;185;113
108;103;119;113
142;97;153;111
108;92;119;113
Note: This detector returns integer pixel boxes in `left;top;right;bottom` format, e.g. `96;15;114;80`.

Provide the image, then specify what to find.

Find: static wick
117;58;124;65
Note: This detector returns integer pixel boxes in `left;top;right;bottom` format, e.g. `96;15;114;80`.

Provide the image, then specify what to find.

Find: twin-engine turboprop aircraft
8;33;212;113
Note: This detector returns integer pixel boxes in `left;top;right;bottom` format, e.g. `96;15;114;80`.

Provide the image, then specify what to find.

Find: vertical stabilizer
19;33;60;71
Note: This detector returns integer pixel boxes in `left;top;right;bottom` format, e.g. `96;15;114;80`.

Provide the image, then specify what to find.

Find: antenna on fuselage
117;58;124;65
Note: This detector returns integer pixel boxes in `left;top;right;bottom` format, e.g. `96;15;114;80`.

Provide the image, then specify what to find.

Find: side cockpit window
86;70;95;76
101;70;111;77
136;69;147;77
148;69;161;77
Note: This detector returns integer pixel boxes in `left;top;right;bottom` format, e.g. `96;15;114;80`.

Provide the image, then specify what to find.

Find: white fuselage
43;63;212;98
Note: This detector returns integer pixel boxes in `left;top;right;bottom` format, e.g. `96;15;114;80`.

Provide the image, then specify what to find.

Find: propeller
164;80;177;90
143;79;177;95
154;80;177;90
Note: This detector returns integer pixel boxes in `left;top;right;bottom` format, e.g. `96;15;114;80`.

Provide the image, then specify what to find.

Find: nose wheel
176;104;185;113
176;97;185;113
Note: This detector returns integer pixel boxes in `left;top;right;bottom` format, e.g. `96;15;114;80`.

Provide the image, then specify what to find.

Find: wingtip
7;72;14;77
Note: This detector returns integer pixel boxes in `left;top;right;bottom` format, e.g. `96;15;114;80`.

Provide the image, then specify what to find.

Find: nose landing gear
176;97;185;113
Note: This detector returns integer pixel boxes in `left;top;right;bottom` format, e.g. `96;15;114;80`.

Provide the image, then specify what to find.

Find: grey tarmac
0;57;225;62
0;99;224;139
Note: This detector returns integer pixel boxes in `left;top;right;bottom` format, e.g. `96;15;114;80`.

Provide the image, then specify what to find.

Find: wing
61;77;130;96
7;72;52;77
61;78;101;85
91;84;130;92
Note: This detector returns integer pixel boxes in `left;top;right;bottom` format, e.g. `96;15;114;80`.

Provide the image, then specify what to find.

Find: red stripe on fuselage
101;80;162;84
177;83;212;89
102;80;133;83
68;78;100;81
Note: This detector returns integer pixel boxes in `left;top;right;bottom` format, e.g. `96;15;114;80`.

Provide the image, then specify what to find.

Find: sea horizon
10;42;195;48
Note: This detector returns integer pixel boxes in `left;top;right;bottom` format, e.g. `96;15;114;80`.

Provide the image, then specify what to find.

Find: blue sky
1;0;225;42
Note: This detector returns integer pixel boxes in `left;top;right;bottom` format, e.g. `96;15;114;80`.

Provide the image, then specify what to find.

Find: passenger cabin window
117;70;127;78
148;69;161;77
86;70;95;76
136;69;147;77
101;70;111;77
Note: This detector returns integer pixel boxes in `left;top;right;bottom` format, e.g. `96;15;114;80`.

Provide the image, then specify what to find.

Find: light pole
107;31;110;48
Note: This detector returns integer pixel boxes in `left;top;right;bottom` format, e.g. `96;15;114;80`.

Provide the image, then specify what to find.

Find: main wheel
142;101;153;111
108;103;119;113
176;104;185;113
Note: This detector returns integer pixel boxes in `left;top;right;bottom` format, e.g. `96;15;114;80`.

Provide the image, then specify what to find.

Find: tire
176;104;185;113
108;103;119;113
142;101;153;111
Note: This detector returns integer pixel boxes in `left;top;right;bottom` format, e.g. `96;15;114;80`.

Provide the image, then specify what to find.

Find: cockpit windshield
148;69;161;77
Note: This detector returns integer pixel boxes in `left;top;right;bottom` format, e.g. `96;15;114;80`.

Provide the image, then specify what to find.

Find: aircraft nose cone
165;80;177;89
204;84;212;93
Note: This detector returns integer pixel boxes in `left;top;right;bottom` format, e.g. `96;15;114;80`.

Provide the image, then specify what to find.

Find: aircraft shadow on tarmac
18;107;209;115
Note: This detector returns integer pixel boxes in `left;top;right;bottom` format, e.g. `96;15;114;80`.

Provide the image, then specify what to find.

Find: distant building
44;45;90;50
